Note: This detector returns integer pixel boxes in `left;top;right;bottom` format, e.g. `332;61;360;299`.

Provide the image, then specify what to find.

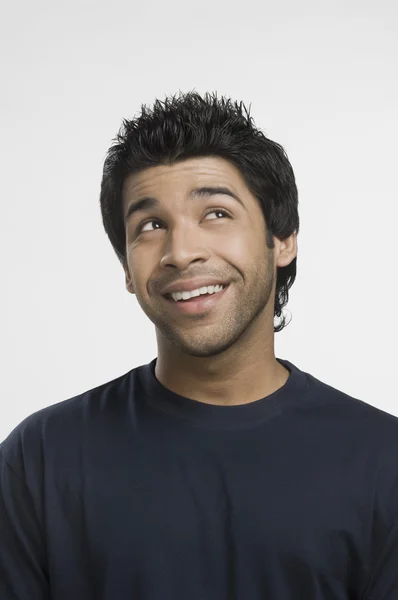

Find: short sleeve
0;450;51;599
360;519;398;599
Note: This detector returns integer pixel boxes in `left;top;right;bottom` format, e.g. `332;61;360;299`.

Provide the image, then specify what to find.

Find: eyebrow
124;186;245;224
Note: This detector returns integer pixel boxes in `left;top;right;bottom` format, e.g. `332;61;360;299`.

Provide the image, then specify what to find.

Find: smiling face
122;156;294;360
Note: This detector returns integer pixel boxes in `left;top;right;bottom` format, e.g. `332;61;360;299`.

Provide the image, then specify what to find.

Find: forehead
122;156;249;205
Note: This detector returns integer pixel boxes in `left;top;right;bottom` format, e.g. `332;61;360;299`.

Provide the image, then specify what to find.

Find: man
1;91;398;599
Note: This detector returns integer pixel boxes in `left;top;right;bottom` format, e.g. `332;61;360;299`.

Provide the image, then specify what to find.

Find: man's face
122;156;278;358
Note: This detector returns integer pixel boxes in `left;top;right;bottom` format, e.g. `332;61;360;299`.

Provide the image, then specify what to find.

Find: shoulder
0;367;136;476
303;369;398;441
304;369;398;515
292;366;398;529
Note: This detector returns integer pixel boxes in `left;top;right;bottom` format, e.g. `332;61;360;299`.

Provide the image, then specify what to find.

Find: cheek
224;227;262;262
125;260;146;297
224;239;248;268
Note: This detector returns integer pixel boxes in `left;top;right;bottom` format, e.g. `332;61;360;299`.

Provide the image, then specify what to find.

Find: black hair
100;90;299;332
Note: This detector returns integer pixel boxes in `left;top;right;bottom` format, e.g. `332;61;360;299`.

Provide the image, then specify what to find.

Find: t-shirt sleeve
360;519;398;600
0;450;51;599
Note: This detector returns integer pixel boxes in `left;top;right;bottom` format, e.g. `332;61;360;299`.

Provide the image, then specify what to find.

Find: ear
275;232;298;269
123;262;135;295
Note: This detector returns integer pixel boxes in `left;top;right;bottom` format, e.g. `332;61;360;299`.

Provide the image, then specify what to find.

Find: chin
169;335;237;359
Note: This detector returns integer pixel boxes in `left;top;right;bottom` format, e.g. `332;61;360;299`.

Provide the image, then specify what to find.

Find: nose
159;225;211;271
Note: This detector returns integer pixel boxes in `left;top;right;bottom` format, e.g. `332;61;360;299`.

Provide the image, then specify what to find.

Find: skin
122;156;298;406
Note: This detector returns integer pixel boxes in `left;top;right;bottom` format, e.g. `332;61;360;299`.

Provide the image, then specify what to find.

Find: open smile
163;285;230;315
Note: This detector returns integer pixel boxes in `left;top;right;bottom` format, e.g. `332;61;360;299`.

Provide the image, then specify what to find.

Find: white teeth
171;284;225;302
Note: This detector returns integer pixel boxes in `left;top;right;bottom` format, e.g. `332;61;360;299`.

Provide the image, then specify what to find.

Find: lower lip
163;285;230;315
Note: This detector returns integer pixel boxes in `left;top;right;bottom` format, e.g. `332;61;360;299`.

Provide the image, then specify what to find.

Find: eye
204;208;231;221
136;209;231;234
138;219;164;234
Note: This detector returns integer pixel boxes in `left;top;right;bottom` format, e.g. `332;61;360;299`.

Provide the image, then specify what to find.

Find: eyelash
136;208;232;234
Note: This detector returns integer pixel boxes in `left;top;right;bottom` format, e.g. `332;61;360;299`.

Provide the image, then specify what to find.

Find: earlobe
276;233;298;269
123;264;135;295
125;274;135;294
126;279;135;294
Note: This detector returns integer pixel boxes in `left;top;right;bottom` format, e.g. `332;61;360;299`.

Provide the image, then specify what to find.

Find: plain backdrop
1;0;397;441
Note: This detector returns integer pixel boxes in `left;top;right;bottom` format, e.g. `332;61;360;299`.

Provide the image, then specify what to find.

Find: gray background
1;0;397;439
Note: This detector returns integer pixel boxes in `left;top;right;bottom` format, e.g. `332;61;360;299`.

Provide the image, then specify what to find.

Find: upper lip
161;278;230;296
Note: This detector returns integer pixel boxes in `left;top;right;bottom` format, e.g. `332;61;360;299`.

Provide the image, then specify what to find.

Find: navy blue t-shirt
1;357;398;599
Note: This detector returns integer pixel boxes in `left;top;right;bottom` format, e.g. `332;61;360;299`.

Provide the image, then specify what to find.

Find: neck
154;325;289;407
